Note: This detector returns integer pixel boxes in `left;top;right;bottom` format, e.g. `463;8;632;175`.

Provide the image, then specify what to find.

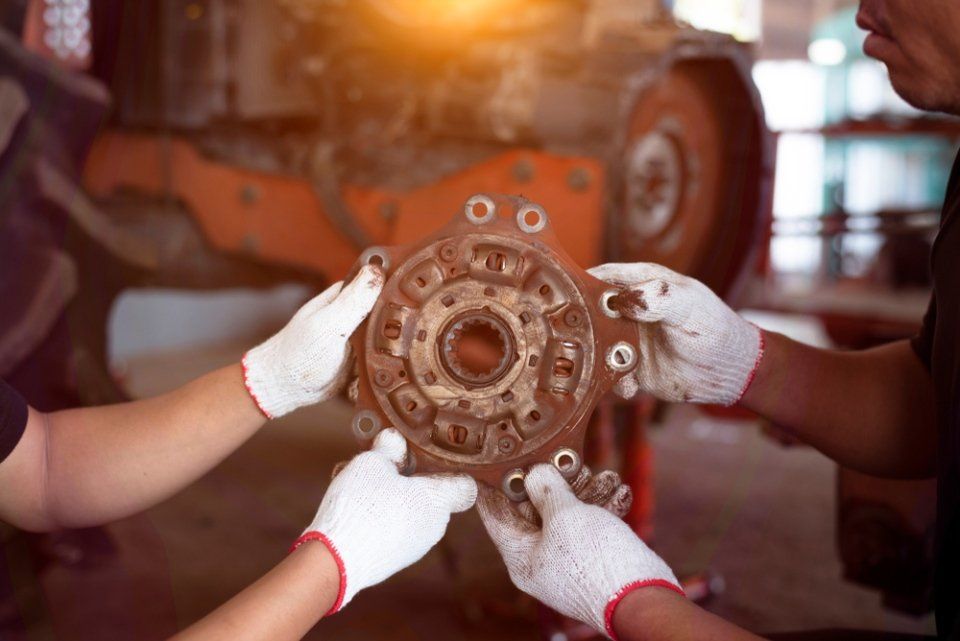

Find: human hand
242;264;383;419
293;428;477;613
588;262;763;406
478;464;681;638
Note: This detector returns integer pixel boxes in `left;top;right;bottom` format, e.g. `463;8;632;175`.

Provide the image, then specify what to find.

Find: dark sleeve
911;293;936;371
0;378;28;464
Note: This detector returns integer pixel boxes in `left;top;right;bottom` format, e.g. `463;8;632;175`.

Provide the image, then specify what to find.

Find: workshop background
0;0;952;639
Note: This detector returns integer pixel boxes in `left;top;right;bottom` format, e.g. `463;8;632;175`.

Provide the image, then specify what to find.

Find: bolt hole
554;358;574;378
368;253;385;266
399;370;406;378
539;284;551;296
613;348;629;366
383;320;401;340
358;417;375;433
485;252;507;272
415;276;427;288
405;400;417;412
557;453;574;471
523;209;541;227
508;476;524;494
448;424;468;445
499;422;507;430
529;410;541;422
470;201;488;219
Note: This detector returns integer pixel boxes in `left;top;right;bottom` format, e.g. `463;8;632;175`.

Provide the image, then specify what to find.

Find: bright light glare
808;38;847;66
381;0;517;28
673;0;761;42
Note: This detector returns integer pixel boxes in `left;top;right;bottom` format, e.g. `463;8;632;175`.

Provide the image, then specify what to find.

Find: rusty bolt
240;183;261;204
374;370;393;387
563;309;582;327
512;159;535;183
439;244;458;262
378;200;398;222
567;167;591;192
498;437;516;454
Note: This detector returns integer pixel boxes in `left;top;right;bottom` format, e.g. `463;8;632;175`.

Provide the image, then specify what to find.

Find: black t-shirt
0;378;28;464
911;150;960;639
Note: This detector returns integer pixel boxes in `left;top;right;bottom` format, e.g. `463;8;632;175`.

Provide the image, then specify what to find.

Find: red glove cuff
733;326;766;405
603;579;686;641
241;353;274;420
289;531;347;615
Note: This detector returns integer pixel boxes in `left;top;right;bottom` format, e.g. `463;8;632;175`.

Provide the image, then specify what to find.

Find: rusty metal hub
350;194;637;499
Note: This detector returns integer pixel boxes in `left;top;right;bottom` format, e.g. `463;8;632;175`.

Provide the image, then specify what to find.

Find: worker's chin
887;70;957;115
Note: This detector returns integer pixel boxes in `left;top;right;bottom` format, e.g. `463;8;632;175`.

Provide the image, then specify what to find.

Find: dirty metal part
351;194;638;495
599;289;622;319
605;341;637;373
550;447;580;479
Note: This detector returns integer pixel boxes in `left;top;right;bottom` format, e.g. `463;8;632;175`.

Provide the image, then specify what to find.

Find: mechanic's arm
588;263;936;479
0;266;383;532
479;464;763;641
173;428;476;641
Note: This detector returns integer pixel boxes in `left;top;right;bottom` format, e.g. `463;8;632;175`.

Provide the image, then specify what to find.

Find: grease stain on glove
588;262;763;406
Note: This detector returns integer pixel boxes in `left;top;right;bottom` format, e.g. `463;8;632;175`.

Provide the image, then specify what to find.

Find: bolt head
563;309;582;327
374;370;393;387
439;244;458;262
567;167;590;192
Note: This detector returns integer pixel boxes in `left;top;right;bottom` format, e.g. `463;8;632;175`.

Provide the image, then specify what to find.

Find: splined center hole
452;320;506;378
441;313;516;386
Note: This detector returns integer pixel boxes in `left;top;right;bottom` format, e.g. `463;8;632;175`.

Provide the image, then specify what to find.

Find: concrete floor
5;340;937;640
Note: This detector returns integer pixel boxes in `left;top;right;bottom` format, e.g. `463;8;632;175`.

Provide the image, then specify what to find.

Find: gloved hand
293;428;477;613
588;262;763;406
514;465;633;525
478;464;682;639
242;265;383;419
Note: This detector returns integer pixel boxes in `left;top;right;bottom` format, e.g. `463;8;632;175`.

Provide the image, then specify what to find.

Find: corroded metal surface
350;193;638;498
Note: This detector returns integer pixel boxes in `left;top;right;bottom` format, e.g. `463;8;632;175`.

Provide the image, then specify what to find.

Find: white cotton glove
588;262;764;406
293;428;477;613
478;464;682;638
242;265;383;419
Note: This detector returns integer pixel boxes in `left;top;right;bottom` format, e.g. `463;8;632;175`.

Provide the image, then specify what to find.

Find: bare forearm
741;333;936;478
43;363;266;527
173;542;339;641
613;588;764;641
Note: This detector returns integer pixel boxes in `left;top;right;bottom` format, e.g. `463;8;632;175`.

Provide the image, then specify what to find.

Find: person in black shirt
477;0;960;639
